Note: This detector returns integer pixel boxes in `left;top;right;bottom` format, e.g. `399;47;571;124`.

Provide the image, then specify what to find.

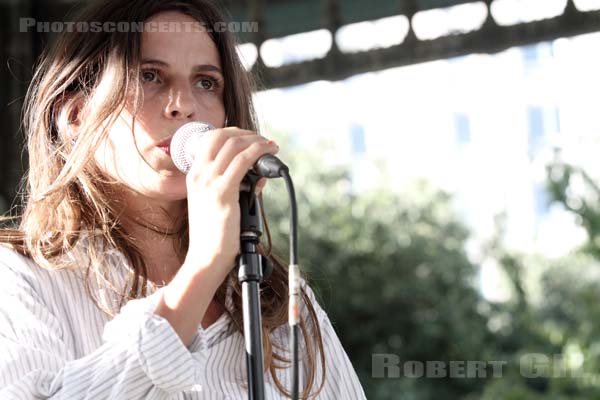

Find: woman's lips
157;137;172;156
157;145;171;156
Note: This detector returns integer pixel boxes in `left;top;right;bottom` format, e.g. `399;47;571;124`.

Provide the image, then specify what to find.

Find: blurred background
3;0;600;398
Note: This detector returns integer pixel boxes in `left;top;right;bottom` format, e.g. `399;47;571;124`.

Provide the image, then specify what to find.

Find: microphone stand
237;171;272;400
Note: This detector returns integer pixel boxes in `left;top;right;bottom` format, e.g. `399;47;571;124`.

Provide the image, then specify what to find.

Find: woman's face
94;11;226;203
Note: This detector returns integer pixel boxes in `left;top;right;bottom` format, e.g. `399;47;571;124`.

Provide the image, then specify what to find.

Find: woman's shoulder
0;243;38;278
301;278;326;312
267;278;332;346
0;243;72;297
295;278;332;330
0;243;80;291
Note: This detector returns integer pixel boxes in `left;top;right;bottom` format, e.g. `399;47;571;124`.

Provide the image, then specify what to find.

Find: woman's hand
155;127;278;347
183;126;278;275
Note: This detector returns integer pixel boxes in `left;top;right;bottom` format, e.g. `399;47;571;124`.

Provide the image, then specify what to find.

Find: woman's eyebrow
141;59;223;75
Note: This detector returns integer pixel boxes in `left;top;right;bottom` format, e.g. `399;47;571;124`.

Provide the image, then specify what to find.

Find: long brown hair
0;0;325;397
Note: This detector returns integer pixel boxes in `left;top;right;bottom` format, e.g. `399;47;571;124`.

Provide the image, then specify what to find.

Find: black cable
281;170;299;400
281;170;297;265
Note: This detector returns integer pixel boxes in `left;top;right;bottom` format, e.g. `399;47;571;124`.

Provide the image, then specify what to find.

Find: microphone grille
170;121;215;174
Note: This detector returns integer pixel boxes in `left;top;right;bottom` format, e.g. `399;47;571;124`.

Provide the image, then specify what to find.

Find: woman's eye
197;77;218;91
141;69;159;83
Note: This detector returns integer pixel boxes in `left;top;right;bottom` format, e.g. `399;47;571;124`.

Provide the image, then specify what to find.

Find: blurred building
253;1;600;273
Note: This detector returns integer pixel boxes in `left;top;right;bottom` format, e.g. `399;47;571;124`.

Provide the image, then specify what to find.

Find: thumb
255;177;268;195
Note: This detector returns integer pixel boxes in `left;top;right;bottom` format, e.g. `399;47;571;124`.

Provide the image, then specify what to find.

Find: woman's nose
163;84;196;119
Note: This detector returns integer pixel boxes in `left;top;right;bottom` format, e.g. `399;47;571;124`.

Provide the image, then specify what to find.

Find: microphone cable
280;169;300;400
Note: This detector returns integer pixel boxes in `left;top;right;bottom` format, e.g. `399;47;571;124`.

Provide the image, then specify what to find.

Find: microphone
170;121;288;178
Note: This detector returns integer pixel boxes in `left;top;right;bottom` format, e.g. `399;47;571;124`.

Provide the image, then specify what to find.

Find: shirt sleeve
0;256;206;399
301;282;367;400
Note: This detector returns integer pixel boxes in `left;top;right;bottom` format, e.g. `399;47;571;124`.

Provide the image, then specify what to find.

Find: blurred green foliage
262;133;494;398
261;134;600;399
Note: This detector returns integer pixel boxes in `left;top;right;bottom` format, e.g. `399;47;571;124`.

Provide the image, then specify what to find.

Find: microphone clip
240;171;263;241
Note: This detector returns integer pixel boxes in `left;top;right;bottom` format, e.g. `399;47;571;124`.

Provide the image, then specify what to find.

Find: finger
255;177;268;195
210;134;269;177
222;140;279;186
193;127;256;165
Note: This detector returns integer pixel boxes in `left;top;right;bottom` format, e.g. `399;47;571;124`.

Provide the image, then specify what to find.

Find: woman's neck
115;188;188;286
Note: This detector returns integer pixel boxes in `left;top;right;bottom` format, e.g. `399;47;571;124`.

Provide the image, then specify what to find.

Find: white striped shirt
0;241;366;399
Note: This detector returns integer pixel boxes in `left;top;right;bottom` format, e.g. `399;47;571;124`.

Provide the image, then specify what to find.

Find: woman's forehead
140;11;221;69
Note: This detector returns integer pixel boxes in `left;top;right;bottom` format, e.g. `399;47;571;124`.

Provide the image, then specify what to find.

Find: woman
0;0;366;399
